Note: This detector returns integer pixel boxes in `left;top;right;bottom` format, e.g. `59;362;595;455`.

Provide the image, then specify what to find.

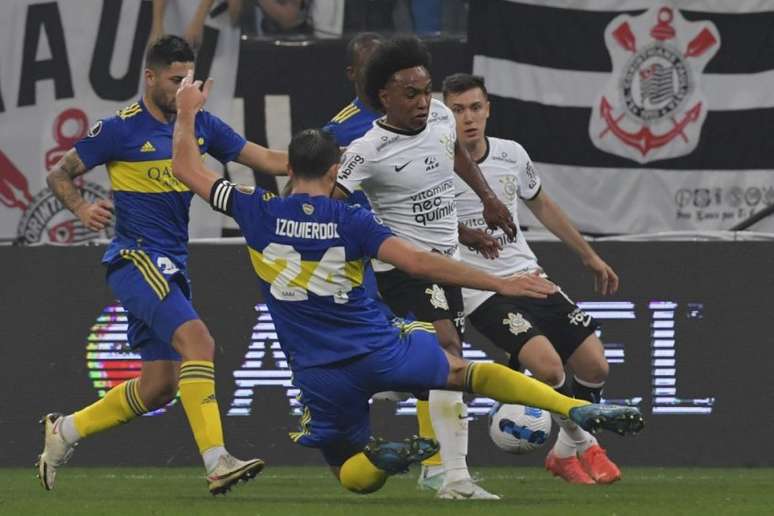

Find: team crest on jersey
425;284;449;310
87;120;102;138
589;6;719;163
503;312;532;336
302;203;315;215
499;175;517;202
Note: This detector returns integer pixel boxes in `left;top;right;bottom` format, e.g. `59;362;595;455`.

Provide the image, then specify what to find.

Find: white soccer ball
488;402;552;454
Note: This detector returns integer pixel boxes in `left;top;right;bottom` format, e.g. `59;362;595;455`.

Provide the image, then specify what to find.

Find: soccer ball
488;402;552;454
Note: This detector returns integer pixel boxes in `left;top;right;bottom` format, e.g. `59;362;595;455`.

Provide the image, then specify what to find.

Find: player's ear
286;163;295;179
345;65;355;82
484;99;491;119
144;67;154;87
378;88;389;111
326;163;339;181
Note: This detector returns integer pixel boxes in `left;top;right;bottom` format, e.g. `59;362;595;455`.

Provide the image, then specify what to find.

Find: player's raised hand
175;70;213;114
458;225;501;259
498;271;557;299
76;198;113;232
482;196;518;241
583;254;619;295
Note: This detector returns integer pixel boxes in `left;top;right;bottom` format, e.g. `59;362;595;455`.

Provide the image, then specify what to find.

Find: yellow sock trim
339;452;388;494
178;361;224;454
73;379;143;438
416;400;441;466
466;362;588;417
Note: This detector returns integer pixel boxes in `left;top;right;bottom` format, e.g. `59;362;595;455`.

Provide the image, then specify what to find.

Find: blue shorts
106;250;199;361
290;326;449;466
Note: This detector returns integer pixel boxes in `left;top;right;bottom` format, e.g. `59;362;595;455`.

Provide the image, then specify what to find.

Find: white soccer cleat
436;479;501;500
36;413;76;491
207;453;264;495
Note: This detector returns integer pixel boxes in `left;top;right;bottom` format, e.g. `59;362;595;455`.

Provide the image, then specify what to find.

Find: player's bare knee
580;360;609;384
171;319;215;360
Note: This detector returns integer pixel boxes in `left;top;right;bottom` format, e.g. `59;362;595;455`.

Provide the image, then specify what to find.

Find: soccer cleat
545;450;595;485
578;445;621;484
416;465;445;491
363;436;439;475
206;454;265;495
36;413;76;491
568;404;644;436
436;479;501;500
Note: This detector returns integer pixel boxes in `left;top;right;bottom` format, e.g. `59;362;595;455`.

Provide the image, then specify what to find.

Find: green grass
1;467;772;516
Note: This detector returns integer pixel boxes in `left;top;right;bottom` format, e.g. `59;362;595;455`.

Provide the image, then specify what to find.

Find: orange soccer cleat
545;450;595;485
578;445;621;484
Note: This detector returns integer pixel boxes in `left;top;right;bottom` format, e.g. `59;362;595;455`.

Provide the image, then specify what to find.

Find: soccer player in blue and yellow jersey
37;36;286;495
172;71;644;495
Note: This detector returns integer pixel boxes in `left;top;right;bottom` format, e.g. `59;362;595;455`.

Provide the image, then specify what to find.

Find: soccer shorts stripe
119;249;170;299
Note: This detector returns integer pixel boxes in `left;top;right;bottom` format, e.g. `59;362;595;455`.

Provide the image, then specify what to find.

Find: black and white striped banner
471;0;774;233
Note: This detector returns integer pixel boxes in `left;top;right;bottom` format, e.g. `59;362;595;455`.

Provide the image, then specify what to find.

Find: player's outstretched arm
453;140;517;240
47;149;113;232
525;189;619;295
172;70;221;201
377;236;557;299
235;142;288;176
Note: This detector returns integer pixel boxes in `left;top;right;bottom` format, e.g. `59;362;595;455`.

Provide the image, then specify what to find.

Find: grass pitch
1;467;771;516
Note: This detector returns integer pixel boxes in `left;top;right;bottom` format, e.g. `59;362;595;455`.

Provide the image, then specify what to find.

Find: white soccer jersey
337;99;459;271
454;137;543;314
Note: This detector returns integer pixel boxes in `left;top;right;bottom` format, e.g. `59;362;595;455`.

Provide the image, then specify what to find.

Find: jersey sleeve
336;141;372;195
516;145;542;200
73;117;121;169
209;178;266;232
342;206;394;258
201;111;247;163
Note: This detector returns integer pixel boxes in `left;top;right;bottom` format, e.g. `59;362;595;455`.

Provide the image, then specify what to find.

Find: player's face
445;87;490;148
146;61;195;115
380;66;432;131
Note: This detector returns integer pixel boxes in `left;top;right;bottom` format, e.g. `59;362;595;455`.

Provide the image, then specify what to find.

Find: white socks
59;414;81;445
202;446;228;474
550;374;596;458
428;390;470;485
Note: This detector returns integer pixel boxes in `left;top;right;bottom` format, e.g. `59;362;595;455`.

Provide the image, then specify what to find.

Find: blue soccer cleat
363;436;439;475
568;404;644;436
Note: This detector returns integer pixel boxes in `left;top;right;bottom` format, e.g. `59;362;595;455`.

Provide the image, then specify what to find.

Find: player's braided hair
364;35;432;111
145;35;195;70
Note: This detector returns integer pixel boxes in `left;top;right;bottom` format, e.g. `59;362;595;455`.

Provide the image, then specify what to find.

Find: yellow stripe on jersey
331;104;360;123
117;102;142;120
119;249;170;299
247;246;365;293
399;321;437;335
108;159;191;193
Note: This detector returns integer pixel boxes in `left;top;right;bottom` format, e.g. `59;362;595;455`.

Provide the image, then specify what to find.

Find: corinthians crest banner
471;0;774;233
0;0;228;244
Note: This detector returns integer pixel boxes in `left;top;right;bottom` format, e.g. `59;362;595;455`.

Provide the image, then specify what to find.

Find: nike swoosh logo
394;161;411;172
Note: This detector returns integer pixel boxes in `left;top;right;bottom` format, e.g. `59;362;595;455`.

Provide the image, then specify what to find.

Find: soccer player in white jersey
335;36;517;500
443;73;624;485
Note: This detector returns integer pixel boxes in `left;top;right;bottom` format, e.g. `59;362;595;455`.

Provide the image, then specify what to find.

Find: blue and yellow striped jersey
322;97;380;147
211;180;398;370
75;99;246;268
323;97;380;210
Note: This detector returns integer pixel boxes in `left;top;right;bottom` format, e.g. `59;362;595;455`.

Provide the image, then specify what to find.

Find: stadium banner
2;242;773;467
470;0;774;233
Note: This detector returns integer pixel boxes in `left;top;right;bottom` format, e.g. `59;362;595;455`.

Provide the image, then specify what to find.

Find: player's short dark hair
145;35;195;70
364;35;432;110
442;73;488;99
345;32;384;67
289;129;341;180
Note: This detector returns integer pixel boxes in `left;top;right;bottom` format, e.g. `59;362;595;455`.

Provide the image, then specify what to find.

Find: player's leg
467;294;594;483
442;353;643;435
36;262;182;490
514;337;596;484
116;255;262;492
566;334;621;484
